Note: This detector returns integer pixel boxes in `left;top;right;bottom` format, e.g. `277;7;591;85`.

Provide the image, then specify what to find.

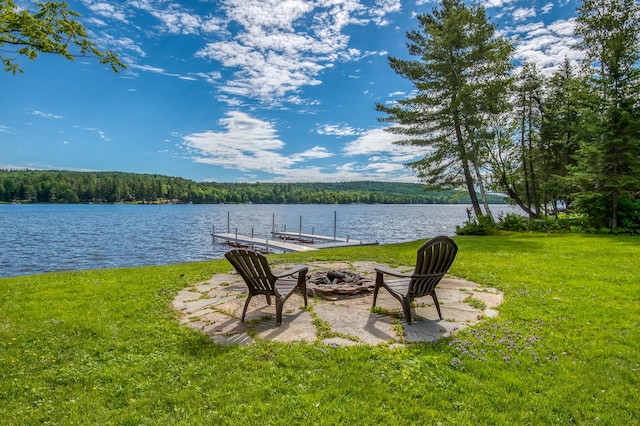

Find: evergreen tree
571;0;640;230
376;0;513;218
540;58;582;214
514;62;545;218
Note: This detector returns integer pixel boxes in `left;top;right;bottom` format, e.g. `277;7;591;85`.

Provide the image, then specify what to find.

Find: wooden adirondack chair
224;248;308;326
372;236;458;324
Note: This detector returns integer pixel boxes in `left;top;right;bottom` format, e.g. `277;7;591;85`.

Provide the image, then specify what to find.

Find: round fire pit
306;269;374;298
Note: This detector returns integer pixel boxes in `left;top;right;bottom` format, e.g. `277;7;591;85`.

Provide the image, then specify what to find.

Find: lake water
0;203;520;278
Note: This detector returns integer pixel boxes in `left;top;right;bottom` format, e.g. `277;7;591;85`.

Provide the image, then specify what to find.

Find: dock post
212;225;215;242
333;211;337;241
227;212;230;233
299;216;302;238
272;213;275;232
234;228;238;245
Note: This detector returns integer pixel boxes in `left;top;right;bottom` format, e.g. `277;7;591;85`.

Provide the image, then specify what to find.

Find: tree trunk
527;101;540;216
472;158;494;221
611;191;618;230
453;119;482;217
496;169;539;218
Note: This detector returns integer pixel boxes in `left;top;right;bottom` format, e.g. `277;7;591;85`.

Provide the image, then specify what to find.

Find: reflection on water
0;203;519;278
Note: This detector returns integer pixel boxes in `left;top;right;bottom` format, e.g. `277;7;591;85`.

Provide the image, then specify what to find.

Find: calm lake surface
0;203;520;278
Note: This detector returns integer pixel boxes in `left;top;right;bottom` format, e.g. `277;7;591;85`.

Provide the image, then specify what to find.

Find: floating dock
212;231;378;253
212;232;317;253
211;212;378;253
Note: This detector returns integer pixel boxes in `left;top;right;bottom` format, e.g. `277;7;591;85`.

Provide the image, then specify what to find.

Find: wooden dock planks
212;232;317;252
212;231;378;253
270;231;350;243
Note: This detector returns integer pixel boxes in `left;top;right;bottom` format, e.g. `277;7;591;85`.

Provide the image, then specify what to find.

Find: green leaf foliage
0;0;125;73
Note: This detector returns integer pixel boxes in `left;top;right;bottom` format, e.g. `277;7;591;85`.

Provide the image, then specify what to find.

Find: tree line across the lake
0;170;507;205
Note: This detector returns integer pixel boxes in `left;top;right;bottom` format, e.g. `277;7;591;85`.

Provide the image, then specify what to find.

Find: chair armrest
375;267;411;279
273;265;308;278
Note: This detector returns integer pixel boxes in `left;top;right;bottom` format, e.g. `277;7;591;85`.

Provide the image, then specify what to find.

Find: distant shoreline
0;170;508;205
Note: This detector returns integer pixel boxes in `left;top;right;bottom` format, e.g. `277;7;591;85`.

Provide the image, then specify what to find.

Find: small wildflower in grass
448;319;555;366
463;295;487;310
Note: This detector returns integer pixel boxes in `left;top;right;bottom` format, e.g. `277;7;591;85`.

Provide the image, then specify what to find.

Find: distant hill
0;170;507;204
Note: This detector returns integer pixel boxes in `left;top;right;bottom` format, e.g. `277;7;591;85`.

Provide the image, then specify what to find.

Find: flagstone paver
172;261;503;347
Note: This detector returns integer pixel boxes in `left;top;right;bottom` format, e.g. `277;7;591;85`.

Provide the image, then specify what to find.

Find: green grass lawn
1;234;638;424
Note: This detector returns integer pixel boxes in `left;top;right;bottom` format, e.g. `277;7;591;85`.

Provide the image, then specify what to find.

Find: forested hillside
0;170;506;204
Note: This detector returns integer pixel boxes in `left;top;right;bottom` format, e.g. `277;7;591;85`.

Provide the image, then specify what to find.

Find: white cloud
100;35;146;58
80;0;397;104
290;146;334;161
127;1;224;34
512;7;536;21
30;110;64;119
128;64;201;81
73;126;111;142
541;3;554;14
316;123;363;137
151;9;203;34
511;18;582;75
369;0;402;26
130;64;166;74
342;127;425;163
180;113;421;182
479;0;517;8
81;1;129;23
194;71;223;84
547;19;576;37
182;111;303;173
194;0;399;102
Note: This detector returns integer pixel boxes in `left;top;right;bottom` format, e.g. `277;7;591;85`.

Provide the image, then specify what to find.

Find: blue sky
1;0;582;183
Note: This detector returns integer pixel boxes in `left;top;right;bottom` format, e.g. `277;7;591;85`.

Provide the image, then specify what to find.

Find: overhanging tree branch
1;0;125;74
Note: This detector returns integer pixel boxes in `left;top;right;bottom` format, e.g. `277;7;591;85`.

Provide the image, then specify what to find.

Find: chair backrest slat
409;236;458;297
225;249;276;294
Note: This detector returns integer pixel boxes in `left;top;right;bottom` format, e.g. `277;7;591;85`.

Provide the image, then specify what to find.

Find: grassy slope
0;234;638;424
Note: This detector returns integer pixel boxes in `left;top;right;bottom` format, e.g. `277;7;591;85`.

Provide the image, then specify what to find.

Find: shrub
617;197;640;234
497;213;527;231
455;215;496;236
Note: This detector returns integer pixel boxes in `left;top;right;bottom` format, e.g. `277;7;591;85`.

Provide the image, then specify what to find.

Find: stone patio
172;261;503;347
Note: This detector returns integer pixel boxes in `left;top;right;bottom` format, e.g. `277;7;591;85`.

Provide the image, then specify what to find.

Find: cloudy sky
1;0;582;182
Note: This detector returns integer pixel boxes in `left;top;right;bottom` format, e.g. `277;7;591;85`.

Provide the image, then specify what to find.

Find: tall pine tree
376;0;513;218
540;58;582;214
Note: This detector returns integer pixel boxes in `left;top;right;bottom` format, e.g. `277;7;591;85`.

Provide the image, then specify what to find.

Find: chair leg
401;297;413;325
372;284;380;307
241;294;252;322
431;291;442;320
276;296;284;326
372;273;383;307
299;276;308;306
265;294;272;305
